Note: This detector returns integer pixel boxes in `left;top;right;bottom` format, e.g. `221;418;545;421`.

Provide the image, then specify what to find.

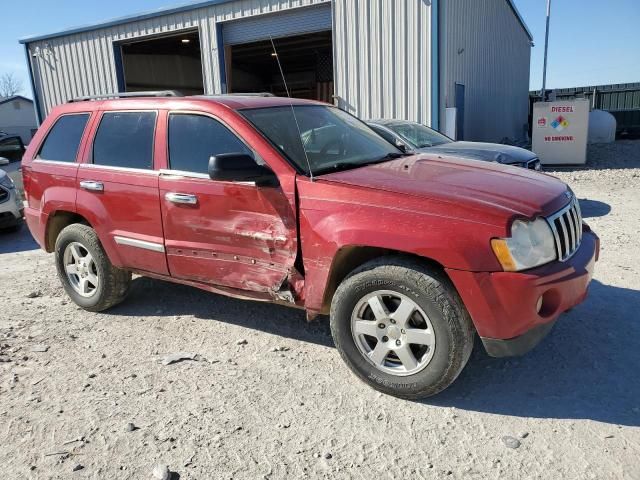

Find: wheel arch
319;245;448;314
44;210;92;253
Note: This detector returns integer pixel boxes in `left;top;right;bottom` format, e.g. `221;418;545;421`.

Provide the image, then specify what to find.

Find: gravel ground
1;142;639;479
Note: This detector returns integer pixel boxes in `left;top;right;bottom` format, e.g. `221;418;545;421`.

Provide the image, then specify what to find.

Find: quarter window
168;113;251;175
38;114;90;162
93;112;156;169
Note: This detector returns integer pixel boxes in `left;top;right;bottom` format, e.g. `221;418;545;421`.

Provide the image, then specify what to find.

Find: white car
0;157;24;231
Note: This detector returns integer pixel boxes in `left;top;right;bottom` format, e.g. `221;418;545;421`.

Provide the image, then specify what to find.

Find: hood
423;142;537;164
318;154;569;219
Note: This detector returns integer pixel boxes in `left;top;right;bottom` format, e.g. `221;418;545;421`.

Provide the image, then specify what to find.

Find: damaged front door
159;112;297;292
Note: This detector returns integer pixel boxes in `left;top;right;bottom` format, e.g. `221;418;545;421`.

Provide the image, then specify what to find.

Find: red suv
22;93;599;398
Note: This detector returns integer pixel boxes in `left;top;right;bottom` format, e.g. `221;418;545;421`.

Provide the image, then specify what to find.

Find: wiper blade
313;161;365;175
314;152;409;175
373;152;411;162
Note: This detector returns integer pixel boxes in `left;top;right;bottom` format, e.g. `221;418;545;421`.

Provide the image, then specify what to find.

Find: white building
0;96;37;143
20;0;532;142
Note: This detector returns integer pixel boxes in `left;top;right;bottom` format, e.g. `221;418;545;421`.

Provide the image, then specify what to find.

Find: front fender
297;179;503;313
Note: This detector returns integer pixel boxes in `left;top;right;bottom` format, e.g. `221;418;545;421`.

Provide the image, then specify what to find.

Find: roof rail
221;92;275;97
69;90;183;102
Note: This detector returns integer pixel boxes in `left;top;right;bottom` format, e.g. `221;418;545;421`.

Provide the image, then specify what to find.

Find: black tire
54;223;131;312
330;256;474;399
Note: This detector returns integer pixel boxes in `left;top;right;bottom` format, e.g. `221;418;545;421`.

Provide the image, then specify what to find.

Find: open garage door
118;30;204;95
222;4;334;102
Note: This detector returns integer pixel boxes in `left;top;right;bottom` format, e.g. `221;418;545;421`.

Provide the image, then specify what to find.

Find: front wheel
330;257;474;399
54;224;131;312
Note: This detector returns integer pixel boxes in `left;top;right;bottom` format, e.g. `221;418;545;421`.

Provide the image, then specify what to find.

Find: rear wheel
330;257;474;399
55;224;131;312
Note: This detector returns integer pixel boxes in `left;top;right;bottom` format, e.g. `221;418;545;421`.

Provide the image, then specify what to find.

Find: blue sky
1;0;639;98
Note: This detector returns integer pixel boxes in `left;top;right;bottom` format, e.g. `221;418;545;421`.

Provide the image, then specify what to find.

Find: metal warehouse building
20;0;532;143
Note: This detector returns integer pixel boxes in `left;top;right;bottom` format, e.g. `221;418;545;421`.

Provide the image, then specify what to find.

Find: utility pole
541;0;551;101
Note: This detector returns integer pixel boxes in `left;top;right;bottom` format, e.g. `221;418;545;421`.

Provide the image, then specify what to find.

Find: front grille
546;195;583;261
0;187;8;204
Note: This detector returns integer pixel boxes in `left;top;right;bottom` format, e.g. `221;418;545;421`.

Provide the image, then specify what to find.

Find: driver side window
168;113;251;175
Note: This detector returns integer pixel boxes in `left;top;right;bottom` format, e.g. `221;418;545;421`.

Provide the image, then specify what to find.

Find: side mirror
394;140;408;153
0;157;10;166
208;153;278;187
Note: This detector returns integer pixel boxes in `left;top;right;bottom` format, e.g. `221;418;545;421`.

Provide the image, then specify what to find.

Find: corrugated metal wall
530;82;640;136
535;83;640;112
223;3;332;44
444;0;531;142
25;0;330;116
332;0;433;125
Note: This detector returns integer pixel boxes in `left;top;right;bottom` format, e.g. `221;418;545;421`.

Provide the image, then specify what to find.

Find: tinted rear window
38;114;90;162
93;112;156;169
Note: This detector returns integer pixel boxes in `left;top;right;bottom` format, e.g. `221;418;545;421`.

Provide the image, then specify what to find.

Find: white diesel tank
588;109;617;144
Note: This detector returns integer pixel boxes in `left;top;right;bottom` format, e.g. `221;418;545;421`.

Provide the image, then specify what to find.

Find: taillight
22;166;31;197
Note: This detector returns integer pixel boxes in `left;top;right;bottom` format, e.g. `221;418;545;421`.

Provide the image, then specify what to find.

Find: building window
37;114;90;162
93;112;156;170
168;113;251;175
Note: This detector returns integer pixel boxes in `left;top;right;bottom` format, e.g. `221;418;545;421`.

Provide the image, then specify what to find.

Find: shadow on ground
579;198;611;218
109;274;639;426
428;280;640;427
0;223;39;254
107;276;333;348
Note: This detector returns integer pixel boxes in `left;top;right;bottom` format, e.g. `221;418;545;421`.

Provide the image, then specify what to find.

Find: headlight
0;175;15;189
491;218;557;271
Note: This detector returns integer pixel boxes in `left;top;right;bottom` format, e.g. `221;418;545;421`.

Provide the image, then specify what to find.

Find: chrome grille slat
558;215;570;258
567;208;577;252
546;195;583;262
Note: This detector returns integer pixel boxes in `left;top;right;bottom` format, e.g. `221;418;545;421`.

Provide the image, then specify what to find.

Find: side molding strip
114;236;165;253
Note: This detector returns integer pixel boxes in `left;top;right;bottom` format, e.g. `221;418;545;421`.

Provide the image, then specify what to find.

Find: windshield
240;105;403;176
385;121;452;148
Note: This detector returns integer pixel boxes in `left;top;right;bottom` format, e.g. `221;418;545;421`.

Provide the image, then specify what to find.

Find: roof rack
69;90;183;102
220;92;275;97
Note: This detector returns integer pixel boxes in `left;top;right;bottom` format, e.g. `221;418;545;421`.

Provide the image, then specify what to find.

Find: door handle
80;180;104;192
165;192;198;205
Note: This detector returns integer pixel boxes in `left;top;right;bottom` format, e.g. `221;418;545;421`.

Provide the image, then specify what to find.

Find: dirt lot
1;142;639;480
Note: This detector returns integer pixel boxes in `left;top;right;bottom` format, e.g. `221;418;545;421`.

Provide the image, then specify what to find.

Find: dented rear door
158;111;297;292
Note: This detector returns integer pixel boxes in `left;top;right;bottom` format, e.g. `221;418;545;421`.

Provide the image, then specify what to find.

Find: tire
54;223;131;312
330;256;474;399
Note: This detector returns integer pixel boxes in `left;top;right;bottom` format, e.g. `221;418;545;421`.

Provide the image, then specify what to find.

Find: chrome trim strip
114;235;165;253
160;169;210;180
33;159;78;166
159;169;257;186
80;164;160;175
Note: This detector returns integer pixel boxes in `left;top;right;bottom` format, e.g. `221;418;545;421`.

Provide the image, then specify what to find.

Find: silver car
0;157;24;231
368;119;541;170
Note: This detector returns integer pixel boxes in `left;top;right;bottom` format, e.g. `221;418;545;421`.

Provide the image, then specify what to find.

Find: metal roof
0;95;33;106
19;0;240;43
19;0;533;44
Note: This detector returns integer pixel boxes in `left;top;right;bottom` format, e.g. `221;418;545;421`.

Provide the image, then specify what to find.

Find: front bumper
447;228;599;357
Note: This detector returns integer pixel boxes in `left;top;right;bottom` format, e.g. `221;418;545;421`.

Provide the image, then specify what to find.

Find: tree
0;73;23;98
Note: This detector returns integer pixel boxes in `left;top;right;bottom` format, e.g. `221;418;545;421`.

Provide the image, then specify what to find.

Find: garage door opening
227;31;333;102
119;30;204;95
